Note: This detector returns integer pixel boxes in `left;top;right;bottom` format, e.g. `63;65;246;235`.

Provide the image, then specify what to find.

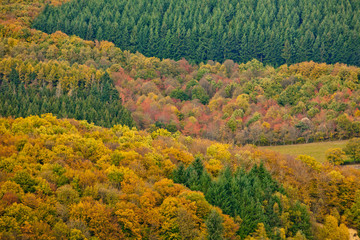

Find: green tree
347;191;360;233
281;40;292;64
191;86;210;104
344;138;360;163
206;209;224;240
12;171;37;193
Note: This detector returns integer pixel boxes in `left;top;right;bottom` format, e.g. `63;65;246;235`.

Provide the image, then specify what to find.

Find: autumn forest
0;0;360;239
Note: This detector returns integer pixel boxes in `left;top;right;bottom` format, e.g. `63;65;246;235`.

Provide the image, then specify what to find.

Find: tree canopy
33;0;360;66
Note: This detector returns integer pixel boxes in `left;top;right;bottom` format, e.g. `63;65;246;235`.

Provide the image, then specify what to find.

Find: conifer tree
206;209;224;240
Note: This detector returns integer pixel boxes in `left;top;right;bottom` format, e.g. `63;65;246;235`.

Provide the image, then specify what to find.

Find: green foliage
191;86;210;104
278;85;301;106
288;202;312;238
206;209;224;240
246;112;262;127
344;138;360;163
154;121;178;133
33;0;360;66
170;88;190;101
56;185;80;205
107;167;124;189
0;70;134;129
1;1;360;239
347;191;360;233
227;117;239;132
173;160;312;239
12;171;37;193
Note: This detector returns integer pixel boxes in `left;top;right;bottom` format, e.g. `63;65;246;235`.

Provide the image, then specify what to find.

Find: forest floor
259;140;348;162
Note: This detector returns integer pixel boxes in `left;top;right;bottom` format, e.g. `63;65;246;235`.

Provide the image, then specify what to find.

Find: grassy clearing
259;140;348;163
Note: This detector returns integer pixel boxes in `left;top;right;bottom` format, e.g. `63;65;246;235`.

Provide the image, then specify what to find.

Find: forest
33;0;360;66
1;0;360;239
1;32;359;145
0;114;358;239
0;69;134;128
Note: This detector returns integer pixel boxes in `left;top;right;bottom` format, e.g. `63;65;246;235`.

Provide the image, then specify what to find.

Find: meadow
260;140;349;162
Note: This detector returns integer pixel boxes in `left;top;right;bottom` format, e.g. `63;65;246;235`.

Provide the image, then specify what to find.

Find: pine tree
172;164;187;184
281;40;292;64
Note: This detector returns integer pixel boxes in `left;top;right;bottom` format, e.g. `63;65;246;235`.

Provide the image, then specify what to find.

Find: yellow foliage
245;223;269;240
236;94;250;111
70;200;121;239
188;116;198;124
204;159;223;176
222;213;240;240
296;155;322;172
328;170;345;181
179;191;211;219
119;150;141;165
222;101;237;116
52;144;75;162
355;109;360;117
262;122;271;130
154;179;185;200
163;147;194;165
35;177;52;195
325;148;345;165
209;97;225;112
159;196;201;239
115;201;142;239
139;189;160;208
318;215;349;240
0;181;24;198
207;143;232;162
151;128;172;139
170;105;179;114
162;159;176;177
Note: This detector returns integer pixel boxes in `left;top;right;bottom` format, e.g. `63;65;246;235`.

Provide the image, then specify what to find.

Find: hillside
0;114;359;239
1;30;359;144
1;1;360;146
1;0;360;239
33;0;360;66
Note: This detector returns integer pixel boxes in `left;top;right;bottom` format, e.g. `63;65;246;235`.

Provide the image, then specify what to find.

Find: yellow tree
318;215;349;240
325;148;345;165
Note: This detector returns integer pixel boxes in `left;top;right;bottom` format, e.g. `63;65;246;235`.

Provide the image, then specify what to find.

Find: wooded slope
0;114;359;239
33;0;360;66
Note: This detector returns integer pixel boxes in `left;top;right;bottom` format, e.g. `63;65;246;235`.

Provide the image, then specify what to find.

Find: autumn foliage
0;115;358;239
0;1;360;239
1;1;360;145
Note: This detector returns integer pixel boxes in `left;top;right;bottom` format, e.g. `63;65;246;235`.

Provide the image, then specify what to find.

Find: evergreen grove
0;69;134;128
173;159;312;239
33;0;360;66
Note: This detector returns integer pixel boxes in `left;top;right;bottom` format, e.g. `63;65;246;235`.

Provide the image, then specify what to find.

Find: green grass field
259;140;348;162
